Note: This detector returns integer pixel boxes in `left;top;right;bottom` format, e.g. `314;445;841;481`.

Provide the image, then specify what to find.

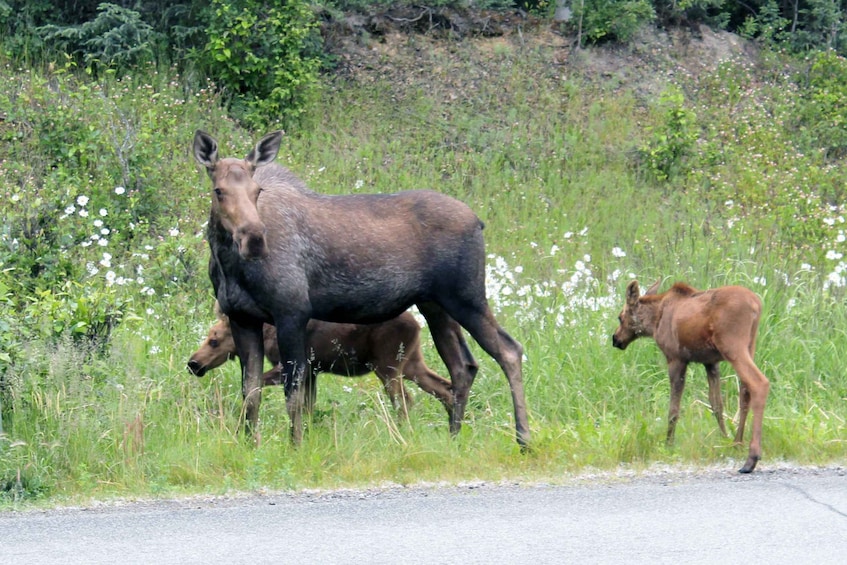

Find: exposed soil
320;6;760;101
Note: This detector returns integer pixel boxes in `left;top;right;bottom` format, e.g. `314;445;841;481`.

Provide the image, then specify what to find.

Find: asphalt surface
1;464;845;564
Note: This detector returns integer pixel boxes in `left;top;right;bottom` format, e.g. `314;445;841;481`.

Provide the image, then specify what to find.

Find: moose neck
636;295;665;338
207;212;238;255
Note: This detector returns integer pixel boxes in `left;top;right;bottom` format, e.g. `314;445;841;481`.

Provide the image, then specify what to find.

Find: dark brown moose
612;280;770;473
193;130;529;447
187;303;455;420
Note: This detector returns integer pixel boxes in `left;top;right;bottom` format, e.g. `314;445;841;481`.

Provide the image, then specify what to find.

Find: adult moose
612;279;770;473
187;303;455;421
193;130;529;447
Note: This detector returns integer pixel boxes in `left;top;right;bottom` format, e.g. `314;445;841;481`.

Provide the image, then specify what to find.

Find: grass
2;31;847;508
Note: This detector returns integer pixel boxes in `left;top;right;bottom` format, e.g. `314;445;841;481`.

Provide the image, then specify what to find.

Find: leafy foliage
0;57;218;376
571;0;656;45
795;50;847;159
37;3;156;73
198;0;322;129
639;86;698;181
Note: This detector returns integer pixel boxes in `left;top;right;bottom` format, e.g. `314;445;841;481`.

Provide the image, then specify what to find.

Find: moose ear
246;131;283;168
193;130;218;171
625;280;641;306
645;278;662;295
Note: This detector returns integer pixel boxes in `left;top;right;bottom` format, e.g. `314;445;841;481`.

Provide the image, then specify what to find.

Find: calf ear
246;131;283;168
193;130;218;171
645;278;662;295
213;300;229;323
626;280;641;307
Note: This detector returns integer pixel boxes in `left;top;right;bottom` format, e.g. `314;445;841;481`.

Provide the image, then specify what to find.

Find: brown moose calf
612;280;770;473
188;305;454;421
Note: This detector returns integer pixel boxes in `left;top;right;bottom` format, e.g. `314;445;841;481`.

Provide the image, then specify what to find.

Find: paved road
1;465;845;564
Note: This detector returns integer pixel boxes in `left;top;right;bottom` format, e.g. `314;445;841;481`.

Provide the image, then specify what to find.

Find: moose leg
666;360;688;445
418;302;478;438
443;301;530;448
704;362;727;437
731;356;770;473
275;318;309;445
230;319;265;442
735;380;751;446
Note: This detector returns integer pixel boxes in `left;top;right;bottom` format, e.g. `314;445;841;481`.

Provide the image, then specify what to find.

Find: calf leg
704;362;727;437
374;366;412;421
402;351;454;420
666;359;688;445
304;370;318;415
262;365;282;386
418;302;477;438
735;380;751;446
230;319;265;441
731;355;769;473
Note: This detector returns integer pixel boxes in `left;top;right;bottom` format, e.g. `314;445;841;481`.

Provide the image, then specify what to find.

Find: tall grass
2;35;846;507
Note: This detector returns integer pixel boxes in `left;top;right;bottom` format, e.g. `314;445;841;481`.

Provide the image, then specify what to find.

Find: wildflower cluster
822;209;847;290
485;234;628;330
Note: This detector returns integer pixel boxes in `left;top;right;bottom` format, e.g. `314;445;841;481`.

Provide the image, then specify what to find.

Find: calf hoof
738;455;760;474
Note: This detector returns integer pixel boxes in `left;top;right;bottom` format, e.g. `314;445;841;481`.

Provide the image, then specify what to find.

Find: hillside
321;8;759;102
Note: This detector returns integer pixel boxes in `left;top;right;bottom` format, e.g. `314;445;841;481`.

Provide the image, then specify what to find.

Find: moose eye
209;339;219;347
214;188;223;201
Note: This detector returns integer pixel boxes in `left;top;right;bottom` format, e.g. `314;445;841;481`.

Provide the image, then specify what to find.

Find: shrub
796;50;847;159
37;3;156;74
639;86;698;182
198;0;322;129
570;0;656;45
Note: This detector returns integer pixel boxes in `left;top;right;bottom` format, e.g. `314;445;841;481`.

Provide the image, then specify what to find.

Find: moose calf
612;279;770;473
188;304;454;421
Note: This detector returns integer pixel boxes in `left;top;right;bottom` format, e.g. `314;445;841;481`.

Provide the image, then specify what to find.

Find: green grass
2;34;847;508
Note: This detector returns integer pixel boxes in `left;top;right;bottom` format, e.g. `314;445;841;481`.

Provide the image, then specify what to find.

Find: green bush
571;0;656;45
198;0;322;129
796;50;847;159
0;55;218;370
639;86;698;182
37;3;156;74
653;0;728;29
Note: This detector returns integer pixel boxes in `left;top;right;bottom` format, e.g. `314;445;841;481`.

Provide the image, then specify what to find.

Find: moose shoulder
612;280;770;473
193;130;530;447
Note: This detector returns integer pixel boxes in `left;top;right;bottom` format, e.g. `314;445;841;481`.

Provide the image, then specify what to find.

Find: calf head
187;310;237;377
193;130;283;260
612;279;661;350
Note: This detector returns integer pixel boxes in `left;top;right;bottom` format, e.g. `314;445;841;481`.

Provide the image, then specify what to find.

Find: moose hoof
738;456;759;474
